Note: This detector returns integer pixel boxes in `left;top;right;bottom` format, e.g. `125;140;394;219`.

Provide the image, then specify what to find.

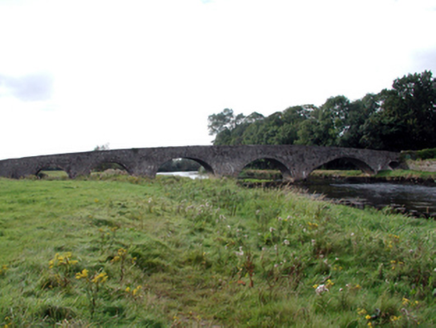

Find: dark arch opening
35;166;69;180
309;157;374;178
157;157;214;178
91;161;131;177
388;161;401;170
238;158;291;181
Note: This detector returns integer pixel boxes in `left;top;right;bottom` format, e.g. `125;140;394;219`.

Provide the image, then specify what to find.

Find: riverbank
239;169;436;219
1;175;436;326
310;169;436;186
239;169;436;186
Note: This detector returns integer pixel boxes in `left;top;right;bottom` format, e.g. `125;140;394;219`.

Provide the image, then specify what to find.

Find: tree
207;108;242;136
207;71;436;152
360;71;436;151
94;143;110;151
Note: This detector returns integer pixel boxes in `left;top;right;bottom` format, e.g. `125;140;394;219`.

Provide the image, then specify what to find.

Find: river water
157;171;208;179
301;180;436;217
157;172;436;217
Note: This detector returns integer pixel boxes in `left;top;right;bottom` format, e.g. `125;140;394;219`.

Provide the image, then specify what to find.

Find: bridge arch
90;160;132;175
157;156;214;175
388;160;401;170
239;157;292;181
308;156;375;177
35;165;70;179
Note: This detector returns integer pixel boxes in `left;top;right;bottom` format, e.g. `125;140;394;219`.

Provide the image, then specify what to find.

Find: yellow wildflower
390;315;401;322
0;265;8;275
76;269;89;279
92;272;108;284
118;248;127;257
111;255;121;263
357;308;367;316
402;297;409;305
365;315;371;320
125;286;130;292
312;284;319;289
132;285;141;296
326;279;334;288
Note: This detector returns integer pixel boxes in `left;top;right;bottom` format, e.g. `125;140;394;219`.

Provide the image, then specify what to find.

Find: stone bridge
0;145;400;181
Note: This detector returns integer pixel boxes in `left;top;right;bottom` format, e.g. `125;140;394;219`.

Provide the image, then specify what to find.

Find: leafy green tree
207;108;236;136
335;94;380;148
207;71;436;151
360;71;436;151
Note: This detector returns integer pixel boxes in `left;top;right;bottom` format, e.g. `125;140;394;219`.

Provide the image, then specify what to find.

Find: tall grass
0;174;435;327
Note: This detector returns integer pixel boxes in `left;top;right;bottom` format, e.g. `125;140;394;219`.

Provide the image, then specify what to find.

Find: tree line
208;71;436;152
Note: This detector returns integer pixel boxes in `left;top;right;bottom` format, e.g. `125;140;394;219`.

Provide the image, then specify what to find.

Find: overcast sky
1;0;435;160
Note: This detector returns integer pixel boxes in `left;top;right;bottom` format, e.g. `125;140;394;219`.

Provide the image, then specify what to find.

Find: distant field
0;174;435;326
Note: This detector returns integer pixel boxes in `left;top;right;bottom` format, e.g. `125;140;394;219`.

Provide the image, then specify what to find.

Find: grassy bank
309;170;436;186
239;169;436;183
0;175;435;327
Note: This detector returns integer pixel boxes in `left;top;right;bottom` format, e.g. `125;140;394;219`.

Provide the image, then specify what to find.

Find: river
157;172;436;218
301;180;436;218
157;171;208;179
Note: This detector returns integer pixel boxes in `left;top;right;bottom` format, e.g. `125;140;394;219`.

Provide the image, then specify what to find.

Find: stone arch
238;157;292;181
33;161;71;179
157;156;214;175
308;156;375;177
89;160;133;175
35;165;70;179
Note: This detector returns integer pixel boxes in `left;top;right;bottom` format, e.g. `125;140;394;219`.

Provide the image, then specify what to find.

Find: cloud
0;72;54;102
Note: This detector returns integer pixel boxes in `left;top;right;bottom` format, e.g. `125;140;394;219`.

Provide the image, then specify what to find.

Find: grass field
0;174;435;327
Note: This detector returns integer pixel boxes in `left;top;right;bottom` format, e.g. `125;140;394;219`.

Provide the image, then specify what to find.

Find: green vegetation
237;169;436;183
312;169;436;181
1;175;436;327
401;148;436;161
375;170;436;180
208;71;436;152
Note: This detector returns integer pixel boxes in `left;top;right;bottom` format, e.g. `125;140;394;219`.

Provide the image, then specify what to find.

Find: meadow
0;173;435;327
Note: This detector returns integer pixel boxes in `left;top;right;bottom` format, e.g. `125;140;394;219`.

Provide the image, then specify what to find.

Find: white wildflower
315;284;329;295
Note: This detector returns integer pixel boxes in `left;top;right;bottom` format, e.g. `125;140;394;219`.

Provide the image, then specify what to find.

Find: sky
1;0;436;160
